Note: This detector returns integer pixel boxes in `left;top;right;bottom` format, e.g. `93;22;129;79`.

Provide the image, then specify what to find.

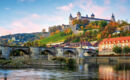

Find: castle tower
69;13;73;25
86;14;88;18
111;13;115;22
77;11;81;20
91;13;95;18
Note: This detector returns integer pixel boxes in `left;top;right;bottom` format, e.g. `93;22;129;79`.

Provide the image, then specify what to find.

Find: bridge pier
76;48;85;64
55;48;64;57
30;47;40;59
1;47;11;59
76;48;85;58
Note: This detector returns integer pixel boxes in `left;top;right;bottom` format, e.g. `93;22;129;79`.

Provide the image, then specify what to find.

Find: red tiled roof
100;36;130;45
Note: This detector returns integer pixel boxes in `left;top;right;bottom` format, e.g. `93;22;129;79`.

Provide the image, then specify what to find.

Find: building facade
122;25;130;31
99;36;130;55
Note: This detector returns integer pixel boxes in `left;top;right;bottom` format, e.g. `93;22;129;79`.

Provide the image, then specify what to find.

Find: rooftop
100;36;130;44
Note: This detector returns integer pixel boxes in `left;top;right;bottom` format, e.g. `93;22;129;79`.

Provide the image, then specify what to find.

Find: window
102;45;104;49
106;45;108;48
109;45;111;48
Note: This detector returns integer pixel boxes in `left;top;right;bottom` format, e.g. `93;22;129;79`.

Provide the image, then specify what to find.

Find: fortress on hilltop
49;12;116;33
69;11;115;25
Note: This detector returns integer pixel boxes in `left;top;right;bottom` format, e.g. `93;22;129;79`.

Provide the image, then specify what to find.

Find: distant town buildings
99;36;130;55
122;25;130;31
48;24;70;33
42;32;49;37
42;29;46;32
41;29;49;37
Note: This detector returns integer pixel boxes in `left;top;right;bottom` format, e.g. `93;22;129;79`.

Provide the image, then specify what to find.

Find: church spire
111;13;115;22
69;13;73;19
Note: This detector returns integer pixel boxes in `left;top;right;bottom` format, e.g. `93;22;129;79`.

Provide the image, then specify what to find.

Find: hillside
0;32;43;45
40;32;72;44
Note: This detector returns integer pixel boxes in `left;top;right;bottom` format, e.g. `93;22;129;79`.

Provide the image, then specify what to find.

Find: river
0;63;130;80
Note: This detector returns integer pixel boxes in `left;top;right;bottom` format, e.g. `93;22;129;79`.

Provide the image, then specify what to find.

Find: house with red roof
99;36;130;55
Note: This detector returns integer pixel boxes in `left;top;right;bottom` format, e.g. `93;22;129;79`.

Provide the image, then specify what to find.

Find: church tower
69;13;73;25
77;11;81;20
111;13;115;22
91;13;95;18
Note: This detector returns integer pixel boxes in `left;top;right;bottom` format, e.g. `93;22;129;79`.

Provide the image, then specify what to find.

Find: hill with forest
0;32;43;46
37;20;130;46
5;20;130;47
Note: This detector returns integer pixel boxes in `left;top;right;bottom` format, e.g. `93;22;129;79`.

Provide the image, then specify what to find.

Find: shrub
67;58;76;68
113;46;122;54
123;46;130;54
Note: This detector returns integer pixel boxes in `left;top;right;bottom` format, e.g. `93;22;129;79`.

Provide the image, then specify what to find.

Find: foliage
63;28;73;35
51;57;76;67
98;21;107;28
72;19;89;26
23;41;46;47
97;33;102;40
55;30;60;34
113;46;122;54
117;20;129;27
123;46;130;54
66;58;76;68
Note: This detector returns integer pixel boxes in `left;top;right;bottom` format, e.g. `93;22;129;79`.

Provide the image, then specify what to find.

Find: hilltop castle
49;12;116;33
69;12;115;25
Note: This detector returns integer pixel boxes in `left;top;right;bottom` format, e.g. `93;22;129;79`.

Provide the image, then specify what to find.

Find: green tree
113;46;122;54
123;46;130;54
98;21;107;28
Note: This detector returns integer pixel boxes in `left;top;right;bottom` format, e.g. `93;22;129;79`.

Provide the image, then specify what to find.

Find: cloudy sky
0;0;130;36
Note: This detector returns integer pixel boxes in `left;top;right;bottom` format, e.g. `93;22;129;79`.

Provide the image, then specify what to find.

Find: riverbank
0;57;76;69
84;57;130;64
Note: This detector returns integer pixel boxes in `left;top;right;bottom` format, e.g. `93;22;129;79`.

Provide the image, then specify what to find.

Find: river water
0;63;130;80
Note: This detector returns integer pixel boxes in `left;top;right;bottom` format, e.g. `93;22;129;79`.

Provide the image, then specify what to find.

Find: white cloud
74;0;110;18
105;0;111;5
0;26;11;36
5;8;10;10
0;13;67;36
57;3;74;11
56;0;110;19
18;0;35;2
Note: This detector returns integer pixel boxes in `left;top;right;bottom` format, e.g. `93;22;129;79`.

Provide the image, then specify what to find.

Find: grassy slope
40;32;71;44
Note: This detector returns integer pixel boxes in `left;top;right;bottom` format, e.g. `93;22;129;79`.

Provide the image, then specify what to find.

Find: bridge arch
40;49;56;59
63;50;76;58
10;49;29;57
0;50;2;57
40;49;55;55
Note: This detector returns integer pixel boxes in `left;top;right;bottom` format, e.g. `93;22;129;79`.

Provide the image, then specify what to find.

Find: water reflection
99;64;130;80
0;63;130;80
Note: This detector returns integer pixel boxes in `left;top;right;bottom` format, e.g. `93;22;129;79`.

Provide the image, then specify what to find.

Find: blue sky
0;0;130;36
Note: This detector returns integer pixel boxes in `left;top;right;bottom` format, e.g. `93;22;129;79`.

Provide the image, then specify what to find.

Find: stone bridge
0;46;96;59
